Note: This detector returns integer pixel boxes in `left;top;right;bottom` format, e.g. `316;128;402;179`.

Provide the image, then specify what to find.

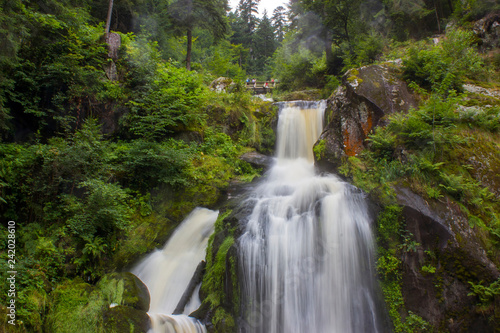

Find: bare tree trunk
447;0;453;13
186;29;192;71
105;0;114;38
434;0;441;34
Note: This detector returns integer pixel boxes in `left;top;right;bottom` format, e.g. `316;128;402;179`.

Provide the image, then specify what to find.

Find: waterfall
132;208;218;333
238;100;387;333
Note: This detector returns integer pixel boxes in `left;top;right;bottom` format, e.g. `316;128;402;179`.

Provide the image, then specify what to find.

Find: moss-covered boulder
193;196;254;332
279;89;324;101
97;272;150;311
45;274;151;333
314;63;417;172
103;306;151;333
209;77;235;93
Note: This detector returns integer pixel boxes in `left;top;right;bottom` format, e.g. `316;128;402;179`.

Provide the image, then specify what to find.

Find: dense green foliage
338;24;500;331
1;0;499;331
0;3;271;330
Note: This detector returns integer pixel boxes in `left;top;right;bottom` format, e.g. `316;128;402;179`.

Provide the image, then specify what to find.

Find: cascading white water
132;208;218;333
239;100;386;333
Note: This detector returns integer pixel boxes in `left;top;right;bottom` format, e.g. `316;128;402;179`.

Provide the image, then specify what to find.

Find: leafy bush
403;28;483;94
468;278;500;304
272;43;327;91
65;180;131;241
122;39;208;140
111;139;192;190
5;15;111;137
341;32;386;71
458;106;500;133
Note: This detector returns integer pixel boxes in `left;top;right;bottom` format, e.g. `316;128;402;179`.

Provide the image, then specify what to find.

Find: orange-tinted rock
314;63;417;171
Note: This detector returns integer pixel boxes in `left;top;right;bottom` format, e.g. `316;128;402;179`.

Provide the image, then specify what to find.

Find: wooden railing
245;82;279;94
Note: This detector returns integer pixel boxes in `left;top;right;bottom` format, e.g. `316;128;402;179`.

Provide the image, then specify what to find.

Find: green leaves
65;179;131;240
122;42;208;139
468;278;500;304
112;139;192;190
403;28;484;95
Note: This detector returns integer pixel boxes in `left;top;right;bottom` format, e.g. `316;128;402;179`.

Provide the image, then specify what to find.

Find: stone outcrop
314;63;417;172
473;13;500;52
393;187;499;331
315;62;500;331
239;151;274;170
209;77;235;93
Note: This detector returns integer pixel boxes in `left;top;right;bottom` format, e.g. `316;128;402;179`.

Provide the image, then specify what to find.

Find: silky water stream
238;100;388;333
132;208;218;333
132;100;387;333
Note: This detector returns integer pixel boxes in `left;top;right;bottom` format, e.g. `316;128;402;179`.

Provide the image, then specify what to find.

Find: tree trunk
434;0;441;34
105;0;114;37
447;0;453;13
186;28;192;71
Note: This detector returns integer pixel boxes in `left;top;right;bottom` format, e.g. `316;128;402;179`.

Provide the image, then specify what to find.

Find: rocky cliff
314;63;417;171
314;63;500;332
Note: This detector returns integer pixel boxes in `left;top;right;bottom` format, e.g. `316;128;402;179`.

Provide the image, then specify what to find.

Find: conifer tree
252;10;277;73
272;6;287;42
169;0;228;70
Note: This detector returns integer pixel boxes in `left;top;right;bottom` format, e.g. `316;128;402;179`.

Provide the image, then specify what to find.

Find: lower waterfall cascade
238;100;388;333
131;100;388;333
132;208;219;333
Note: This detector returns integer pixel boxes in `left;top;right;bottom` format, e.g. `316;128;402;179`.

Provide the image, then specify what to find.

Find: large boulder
97;272;150;312
473;13;500;52
314;63;417;172
393;186;499;331
209;77;235;93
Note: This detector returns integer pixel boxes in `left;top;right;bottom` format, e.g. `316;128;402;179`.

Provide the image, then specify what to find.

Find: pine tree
252;10;277;73
169;0;228;70
238;0;261;32
272;6;287;42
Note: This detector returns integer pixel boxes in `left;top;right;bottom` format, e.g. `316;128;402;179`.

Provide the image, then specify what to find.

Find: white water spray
238;101;386;333
132;208;218;333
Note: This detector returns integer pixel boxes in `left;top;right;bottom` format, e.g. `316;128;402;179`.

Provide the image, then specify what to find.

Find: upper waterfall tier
275;100;326;162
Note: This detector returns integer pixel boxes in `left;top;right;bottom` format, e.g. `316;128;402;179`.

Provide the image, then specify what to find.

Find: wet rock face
209;77;235;93
473;13;500;51
394;187;499;331
315;64;417;172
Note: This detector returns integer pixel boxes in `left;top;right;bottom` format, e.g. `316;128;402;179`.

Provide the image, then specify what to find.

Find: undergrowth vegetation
0;19;275;330
339;26;500;331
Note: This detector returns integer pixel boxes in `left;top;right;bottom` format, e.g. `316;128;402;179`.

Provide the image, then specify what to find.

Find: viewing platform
246;81;279;95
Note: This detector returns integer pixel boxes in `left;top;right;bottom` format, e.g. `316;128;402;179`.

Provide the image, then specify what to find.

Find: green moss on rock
97;272;150;312
45;274;151;333
103;306;150;333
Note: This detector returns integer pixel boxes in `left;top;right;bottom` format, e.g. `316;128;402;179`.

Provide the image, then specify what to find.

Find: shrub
403;28;483;94
65;180;131;241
